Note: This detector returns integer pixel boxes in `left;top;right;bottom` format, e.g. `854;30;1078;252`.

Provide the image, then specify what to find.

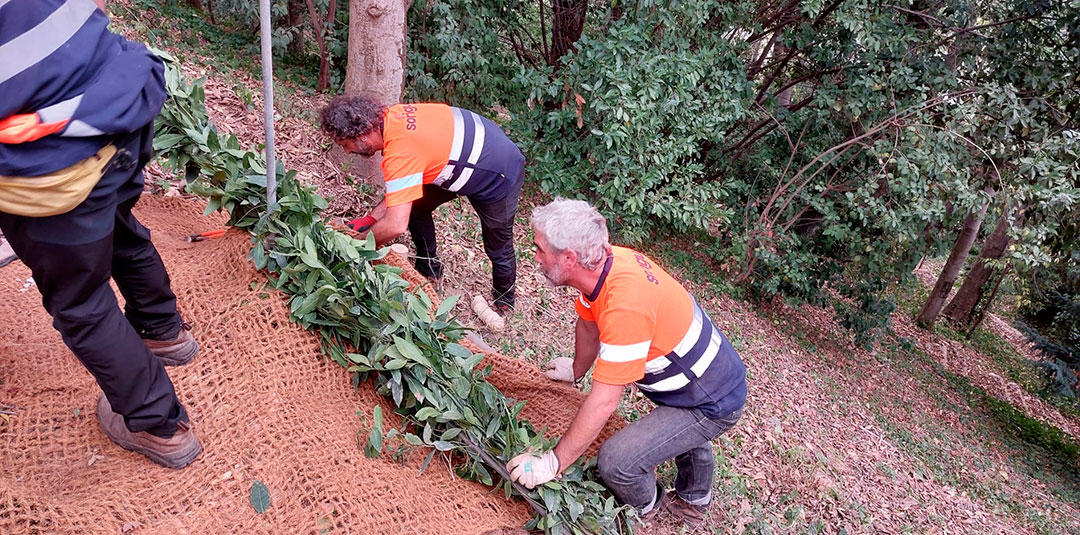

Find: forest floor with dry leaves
98;5;1080;534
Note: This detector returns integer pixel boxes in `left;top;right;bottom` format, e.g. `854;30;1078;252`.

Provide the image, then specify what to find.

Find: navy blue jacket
0;0;166;176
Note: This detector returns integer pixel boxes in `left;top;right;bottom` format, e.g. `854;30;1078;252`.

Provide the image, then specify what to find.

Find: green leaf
419;449;436;474
346;353;370;365
415;407;441;421
484;414;502;438
365;406;384;458
249;480;271;513
394;337;432;367
434;294;460;318
444;343;472;359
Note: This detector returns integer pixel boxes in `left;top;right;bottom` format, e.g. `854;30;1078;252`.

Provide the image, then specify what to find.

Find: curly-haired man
321;95;526;312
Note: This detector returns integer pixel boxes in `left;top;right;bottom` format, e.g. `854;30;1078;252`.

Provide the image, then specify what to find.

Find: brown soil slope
0;195;611;535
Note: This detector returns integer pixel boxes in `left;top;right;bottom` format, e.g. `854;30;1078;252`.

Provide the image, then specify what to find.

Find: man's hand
543;357;576;383
506;450;559;489
346;214;377;233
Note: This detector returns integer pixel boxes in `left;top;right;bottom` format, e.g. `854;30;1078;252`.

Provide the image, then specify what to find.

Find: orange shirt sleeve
381;152;425;206
574;292;595;322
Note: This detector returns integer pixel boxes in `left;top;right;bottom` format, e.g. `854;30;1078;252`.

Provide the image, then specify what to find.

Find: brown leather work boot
143;325;199;366
96;393;202;469
663;494;707;528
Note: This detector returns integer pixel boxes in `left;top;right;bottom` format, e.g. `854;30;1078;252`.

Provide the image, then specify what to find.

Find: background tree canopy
194;0;1078;364
401;0;1078;349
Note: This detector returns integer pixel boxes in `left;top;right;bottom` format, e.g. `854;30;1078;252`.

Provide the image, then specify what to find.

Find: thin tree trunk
965;264;1011;336
344;0;407;183
944;205;1017;325
287;0;305;57
772;43;793;107
916;198;990;329
548;0;587;68
305;0;338;90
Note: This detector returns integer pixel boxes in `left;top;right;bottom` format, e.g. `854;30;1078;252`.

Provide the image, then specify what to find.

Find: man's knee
598;439;639;485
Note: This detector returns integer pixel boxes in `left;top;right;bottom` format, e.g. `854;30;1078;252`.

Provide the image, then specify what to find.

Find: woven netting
0;195;623;535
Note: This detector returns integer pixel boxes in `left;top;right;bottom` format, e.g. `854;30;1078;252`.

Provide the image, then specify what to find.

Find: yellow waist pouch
0;144;117;217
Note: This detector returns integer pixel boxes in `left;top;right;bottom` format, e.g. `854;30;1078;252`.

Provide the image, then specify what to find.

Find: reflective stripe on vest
433;107;488;192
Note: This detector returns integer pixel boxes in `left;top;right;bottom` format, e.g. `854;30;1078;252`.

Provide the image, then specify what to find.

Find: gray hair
531;198;610;270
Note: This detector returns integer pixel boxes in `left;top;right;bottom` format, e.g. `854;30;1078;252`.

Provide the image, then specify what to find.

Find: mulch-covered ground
108;12;1080;533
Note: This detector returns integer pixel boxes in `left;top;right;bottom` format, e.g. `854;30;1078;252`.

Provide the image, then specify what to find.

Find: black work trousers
408;174;523;309
0;125;187;437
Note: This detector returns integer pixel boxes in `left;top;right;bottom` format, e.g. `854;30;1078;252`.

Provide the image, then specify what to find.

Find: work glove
346;214;377;233
506;450;560;489
543;357;575;383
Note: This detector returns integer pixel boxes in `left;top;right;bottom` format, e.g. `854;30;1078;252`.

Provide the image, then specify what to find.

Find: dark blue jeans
0;125;188;437
598;404;744;513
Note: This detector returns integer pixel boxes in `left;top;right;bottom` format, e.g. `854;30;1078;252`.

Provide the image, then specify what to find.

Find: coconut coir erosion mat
0;195;623;535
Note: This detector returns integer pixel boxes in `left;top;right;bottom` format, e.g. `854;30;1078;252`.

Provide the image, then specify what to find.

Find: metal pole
258;0;277;206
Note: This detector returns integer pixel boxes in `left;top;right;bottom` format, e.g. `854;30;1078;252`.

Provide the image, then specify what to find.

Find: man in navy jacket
0;0;202;468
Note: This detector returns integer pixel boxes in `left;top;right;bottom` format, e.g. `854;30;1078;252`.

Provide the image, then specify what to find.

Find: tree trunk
548;0;587;68
344;0;408;183
305;0;339;91
287;0;305;57
774;43;793;107
944;205;1017;326
915;199;990;329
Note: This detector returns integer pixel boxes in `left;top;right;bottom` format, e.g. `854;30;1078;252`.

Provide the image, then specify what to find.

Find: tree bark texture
944;205;1016;326
915;199;990;329
548;0;587;68
345;0;406;98
287;0;306;56
345;0;407;183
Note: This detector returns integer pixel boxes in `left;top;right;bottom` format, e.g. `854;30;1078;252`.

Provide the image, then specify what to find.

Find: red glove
347;215;377;233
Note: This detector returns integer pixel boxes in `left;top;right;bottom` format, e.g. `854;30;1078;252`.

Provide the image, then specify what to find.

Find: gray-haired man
506;199;747;526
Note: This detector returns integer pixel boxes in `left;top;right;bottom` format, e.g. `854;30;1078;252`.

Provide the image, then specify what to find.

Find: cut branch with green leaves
151;52;633;535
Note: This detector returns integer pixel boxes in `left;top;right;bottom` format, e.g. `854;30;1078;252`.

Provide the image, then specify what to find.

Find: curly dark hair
320;94;388;140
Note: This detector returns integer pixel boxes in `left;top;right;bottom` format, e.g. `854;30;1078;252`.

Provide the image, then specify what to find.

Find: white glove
506;450;560;489
543;357;575;383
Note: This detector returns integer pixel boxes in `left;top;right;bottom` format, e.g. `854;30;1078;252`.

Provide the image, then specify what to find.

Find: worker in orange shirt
506;199;747;527
320;95;525;312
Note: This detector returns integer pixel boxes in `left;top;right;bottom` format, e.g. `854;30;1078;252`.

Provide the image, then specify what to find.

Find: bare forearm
368;199;387;220
370;219;400;246
573;318;600;381
93;0;106;12
553;382;621;471
368;199;410;246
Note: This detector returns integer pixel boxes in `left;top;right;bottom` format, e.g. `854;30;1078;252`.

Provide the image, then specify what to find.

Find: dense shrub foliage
190;0;1079;346
1017;205;1080;397
404;0;1079;346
